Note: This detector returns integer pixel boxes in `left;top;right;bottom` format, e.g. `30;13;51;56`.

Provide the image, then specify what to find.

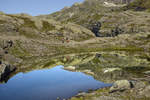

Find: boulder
91;22;102;37
82;70;94;75
103;68;122;73
0;62;16;80
110;80;132;92
64;66;76;71
143;71;150;75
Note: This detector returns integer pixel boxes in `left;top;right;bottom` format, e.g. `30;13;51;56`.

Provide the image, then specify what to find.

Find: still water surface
0;65;112;100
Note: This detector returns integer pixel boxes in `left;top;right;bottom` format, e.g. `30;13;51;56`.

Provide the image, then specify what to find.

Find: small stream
0;65;112;100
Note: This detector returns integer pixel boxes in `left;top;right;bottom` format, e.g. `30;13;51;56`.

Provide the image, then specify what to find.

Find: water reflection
0;51;149;99
0;66;112;100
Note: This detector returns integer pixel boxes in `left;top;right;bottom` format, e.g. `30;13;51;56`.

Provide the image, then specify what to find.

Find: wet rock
110;80;132;93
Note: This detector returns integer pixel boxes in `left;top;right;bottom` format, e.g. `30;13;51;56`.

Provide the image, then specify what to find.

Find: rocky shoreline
70;79;150;100
0;51;150;100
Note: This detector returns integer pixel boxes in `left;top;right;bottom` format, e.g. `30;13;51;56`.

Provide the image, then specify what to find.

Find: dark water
0;66;112;100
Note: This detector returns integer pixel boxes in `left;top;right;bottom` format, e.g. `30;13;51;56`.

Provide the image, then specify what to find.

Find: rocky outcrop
64;66;76;71
91;22;102;37
0;40;18;82
110;80;132;92
70;80;150;100
0;62;16;81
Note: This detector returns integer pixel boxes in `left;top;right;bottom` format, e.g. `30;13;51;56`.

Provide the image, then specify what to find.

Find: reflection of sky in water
0;65;112;100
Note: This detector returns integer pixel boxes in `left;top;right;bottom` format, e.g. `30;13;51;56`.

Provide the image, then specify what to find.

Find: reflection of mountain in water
1;51;150;84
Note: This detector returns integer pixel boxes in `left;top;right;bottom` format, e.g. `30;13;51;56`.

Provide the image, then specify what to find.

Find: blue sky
0;0;84;16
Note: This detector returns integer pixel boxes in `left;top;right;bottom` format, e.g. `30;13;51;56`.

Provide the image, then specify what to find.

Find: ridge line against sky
0;0;84;16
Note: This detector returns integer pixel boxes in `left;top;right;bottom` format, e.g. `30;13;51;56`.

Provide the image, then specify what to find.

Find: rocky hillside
0;0;150;100
0;12;95;80
127;0;150;11
0;12;96;62
40;0;150;37
0;0;150;85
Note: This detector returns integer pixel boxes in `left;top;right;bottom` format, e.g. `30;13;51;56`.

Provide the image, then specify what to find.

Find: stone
0;62;16;80
140;86;150;97
103;68;122;73
143;71;150;74
64;66;76;71
110;80;132;92
91;22;102;37
82;70;94;75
